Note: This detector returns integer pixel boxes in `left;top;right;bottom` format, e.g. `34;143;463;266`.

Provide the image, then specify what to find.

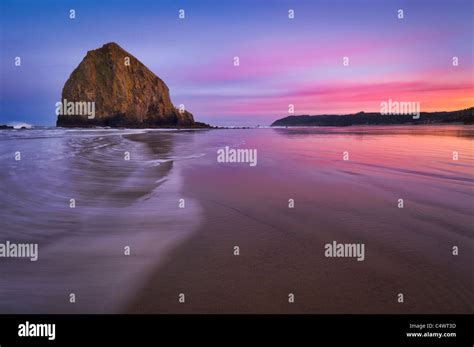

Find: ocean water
0;128;204;312
0;125;472;313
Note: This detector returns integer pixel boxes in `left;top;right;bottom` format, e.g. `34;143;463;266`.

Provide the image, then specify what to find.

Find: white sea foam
9;122;33;129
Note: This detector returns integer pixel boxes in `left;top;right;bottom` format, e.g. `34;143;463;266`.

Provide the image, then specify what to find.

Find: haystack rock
56;42;198;127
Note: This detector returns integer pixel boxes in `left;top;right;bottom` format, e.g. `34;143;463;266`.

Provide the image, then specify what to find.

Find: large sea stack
56;42;197;127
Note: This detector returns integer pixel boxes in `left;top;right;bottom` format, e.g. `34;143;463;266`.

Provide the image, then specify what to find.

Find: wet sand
0;126;471;313
126;127;473;313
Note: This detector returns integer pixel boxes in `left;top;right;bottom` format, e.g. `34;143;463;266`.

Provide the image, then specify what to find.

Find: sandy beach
0;126;472;313
126;126;474;314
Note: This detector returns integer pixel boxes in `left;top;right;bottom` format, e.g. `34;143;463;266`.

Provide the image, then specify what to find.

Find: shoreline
125;127;473;313
3;122;474;131
0;122;474;132
0;126;471;313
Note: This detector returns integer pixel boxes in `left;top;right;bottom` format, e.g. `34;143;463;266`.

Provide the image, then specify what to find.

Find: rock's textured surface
57;42;196;127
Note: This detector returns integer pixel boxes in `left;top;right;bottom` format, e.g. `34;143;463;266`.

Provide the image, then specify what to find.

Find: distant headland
56;42;210;128
271;107;474;127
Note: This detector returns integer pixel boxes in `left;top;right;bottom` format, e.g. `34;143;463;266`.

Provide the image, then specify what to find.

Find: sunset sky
1;0;473;126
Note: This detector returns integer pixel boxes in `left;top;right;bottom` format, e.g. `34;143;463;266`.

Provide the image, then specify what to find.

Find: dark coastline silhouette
272;107;474;127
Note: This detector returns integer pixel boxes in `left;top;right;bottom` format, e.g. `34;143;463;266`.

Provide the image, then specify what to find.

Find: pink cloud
188;79;473;117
